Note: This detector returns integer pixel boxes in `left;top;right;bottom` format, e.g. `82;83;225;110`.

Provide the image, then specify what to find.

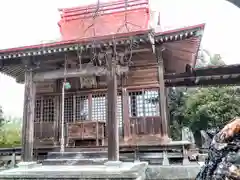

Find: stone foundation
146;165;201;180
0;161;148;180
0;161;201;180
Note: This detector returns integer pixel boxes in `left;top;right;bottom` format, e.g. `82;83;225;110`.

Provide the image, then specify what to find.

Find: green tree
196;49;224;68
182;87;240;133
0;106;5;146
0;108;21;148
0;106;4;125
1;118;21;148
169;50;227;141
168;87;187;140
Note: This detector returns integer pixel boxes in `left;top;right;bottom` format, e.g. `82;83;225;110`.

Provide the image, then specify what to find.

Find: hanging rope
116;0;141;33
83;0;100;35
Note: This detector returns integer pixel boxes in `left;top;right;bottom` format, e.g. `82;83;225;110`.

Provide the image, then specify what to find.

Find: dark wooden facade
0;18;204;161
33;81;163;147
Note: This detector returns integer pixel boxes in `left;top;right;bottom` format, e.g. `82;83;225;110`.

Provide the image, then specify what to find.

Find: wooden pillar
88;94;93;121
122;88;130;141
156;47;169;140
165;88;170;137
53;95;59;145
22;69;36;161
107;54;119;161
73;95;76;123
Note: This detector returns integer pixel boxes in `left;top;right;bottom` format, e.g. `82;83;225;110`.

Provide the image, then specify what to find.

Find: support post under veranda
155;46;170;141
22;65;36;162
60;80;65;152
106;50;119;161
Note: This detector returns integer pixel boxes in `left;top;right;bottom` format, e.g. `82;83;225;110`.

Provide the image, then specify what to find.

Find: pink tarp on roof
0;23;204;54
0;0;204;55
58;0;149;41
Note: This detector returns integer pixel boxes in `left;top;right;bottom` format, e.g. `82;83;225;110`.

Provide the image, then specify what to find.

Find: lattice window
117;96;123;127
92;92;123;123
129;89;159;117
117;95;123;136
144;90;159;116
76;95;88;121
42;97;55;122
64;96;73;122
92;93;106;121
129;91;141;117
35;98;42;122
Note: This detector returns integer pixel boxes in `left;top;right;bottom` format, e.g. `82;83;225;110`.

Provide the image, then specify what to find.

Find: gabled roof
0;23;204;60
0;23;204;81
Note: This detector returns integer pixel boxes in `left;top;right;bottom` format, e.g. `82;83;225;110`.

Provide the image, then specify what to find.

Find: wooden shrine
0;0;204;162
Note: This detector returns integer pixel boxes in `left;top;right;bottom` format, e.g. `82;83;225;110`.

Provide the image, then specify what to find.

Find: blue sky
0;0;239;117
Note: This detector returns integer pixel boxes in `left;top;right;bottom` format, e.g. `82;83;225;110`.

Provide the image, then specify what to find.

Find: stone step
42;158;184;166
43;158;163;166
47;151;184;160
44;151;185;165
43;158;108;165
47;151;107;159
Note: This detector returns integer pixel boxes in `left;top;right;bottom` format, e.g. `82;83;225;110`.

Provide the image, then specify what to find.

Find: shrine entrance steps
47;140;195;165
43;151;186;166
0;141;202;179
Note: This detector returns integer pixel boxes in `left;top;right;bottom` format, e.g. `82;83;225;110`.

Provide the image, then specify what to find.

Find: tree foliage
0;106;4;127
168;87;188;140
168;50;240;144
0;109;21;148
169;85;240;143
182;87;240;132
196;49;224;68
0;120;21;148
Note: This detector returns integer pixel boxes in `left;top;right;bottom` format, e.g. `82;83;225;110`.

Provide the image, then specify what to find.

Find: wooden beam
33;65;128;82
165;88;170;136
54;96;60;145
22;70;36;161
165;73;240;87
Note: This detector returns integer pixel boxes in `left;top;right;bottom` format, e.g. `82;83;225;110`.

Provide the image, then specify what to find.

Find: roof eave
0;23;205;61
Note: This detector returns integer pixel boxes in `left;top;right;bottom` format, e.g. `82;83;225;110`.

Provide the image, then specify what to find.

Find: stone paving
0;161;202;180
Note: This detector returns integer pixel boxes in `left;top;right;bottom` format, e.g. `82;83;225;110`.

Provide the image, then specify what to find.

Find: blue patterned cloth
196;122;240;180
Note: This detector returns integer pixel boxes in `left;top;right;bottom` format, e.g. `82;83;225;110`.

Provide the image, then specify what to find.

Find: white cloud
0;0;239;116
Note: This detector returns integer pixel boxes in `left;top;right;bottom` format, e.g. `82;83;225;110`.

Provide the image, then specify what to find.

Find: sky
0;0;239;117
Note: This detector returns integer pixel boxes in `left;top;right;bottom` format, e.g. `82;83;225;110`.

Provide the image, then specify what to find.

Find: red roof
0;0;204;56
0;22;205;79
0;23;204;55
58;0;149;41
0;30;150;54
155;23;205;36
